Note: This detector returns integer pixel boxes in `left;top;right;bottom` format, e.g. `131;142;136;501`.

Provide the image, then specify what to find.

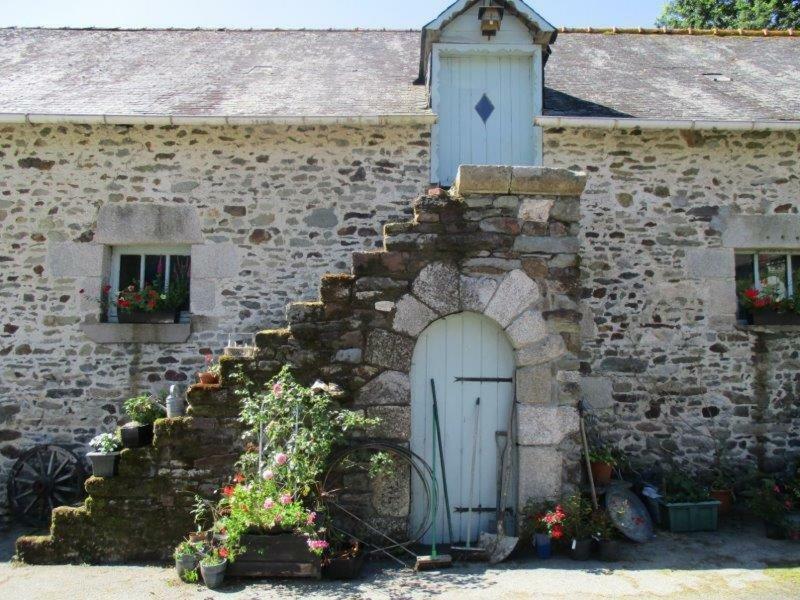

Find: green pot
658;500;720;533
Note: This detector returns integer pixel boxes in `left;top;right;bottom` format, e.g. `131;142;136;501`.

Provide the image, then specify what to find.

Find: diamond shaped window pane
475;94;495;124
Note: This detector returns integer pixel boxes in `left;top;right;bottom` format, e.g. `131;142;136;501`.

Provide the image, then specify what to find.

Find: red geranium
551;524;564;540
222;485;235;497
218;547;229;559
233;473;245;484
744;288;759;300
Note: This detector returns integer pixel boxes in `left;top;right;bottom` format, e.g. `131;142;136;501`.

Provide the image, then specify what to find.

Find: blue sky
0;1;667;29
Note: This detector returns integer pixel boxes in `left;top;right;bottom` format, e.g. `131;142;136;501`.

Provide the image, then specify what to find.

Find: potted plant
521;499;564;559
591;510;621;562
745;473;799;540
709;467;736;516
87;433;121;477
739;285;800;326
588;445;619;486
562;494;594;560
202;366;378;579
658;470;721;533
199;547;228;589
198;354;221;385
115;258;189;324
119;393;165;448
322;537;365;580
174;540;204;581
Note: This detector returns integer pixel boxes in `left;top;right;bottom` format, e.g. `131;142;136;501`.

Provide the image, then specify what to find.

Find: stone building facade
0;122;429;521
545;127;800;472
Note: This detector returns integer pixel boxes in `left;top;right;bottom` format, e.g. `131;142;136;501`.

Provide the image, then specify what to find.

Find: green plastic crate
658;500;721;533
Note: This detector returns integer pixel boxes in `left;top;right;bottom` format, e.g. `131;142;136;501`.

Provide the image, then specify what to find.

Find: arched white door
410;312;515;545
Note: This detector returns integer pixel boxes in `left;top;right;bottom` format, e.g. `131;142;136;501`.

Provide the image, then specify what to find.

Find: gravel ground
1;521;799;600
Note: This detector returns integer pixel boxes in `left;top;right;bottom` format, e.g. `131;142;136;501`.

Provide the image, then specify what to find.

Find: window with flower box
735;252;800;325
109;246;191;324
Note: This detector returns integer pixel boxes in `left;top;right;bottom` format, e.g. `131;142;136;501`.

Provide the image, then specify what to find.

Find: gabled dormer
420;1;557;185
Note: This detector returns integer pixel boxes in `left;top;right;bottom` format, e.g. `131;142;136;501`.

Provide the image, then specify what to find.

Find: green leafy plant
89;432;121;454
123;394;166;425
174;540;204;560
744;472;798;527
590;510;618;541
661;470;711;503
589;445;620;467
561;494;594;541
368;451;396;479
200;546;228;567
180;569;199;584
657;0;800;30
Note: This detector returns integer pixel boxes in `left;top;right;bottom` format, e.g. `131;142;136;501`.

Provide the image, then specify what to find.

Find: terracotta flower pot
198;372;220;385
710;489;733;515
590;461;614;486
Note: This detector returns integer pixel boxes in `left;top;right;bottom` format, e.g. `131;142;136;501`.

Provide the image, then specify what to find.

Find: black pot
571;538;592;561
765;521;786;540
598;540;620;562
120;423;154;448
323;553;365;580
118;310;177;324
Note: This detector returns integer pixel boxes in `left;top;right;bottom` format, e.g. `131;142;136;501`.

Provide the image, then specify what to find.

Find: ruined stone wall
543;127;800;474
0;122;430;522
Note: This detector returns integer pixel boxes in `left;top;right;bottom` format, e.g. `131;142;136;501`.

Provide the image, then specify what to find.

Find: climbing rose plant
232;365;379;497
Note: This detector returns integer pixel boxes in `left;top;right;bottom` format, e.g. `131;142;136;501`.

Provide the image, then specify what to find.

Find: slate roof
0;28;799;122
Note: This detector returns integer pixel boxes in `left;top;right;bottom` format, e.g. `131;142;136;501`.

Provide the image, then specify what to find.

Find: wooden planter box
751;310;800;326
118;310;177;324
226;534;321;579
658;500;720;533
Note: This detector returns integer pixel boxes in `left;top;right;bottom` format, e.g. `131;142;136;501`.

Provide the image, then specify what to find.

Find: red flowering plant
745;469;800;534
116;257;189;314
739;284;799;315
520;499;566;541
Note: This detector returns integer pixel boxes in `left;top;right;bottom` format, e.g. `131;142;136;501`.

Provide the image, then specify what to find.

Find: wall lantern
478;2;504;38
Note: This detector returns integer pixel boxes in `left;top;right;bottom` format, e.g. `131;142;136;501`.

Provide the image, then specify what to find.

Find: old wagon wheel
8;445;86;526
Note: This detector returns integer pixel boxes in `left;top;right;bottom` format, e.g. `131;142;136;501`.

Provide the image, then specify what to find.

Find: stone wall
16;165;587;563
0;122;430;522
543;127;800;474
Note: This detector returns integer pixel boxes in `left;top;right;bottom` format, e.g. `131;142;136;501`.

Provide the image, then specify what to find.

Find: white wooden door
410;312;515;545
434;53;538;186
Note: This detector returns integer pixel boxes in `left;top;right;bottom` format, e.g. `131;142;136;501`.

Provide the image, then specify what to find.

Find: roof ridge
0;26;422;33
559;26;797;37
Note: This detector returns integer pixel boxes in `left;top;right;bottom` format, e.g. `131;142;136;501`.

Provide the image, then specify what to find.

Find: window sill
735;323;800;334
81;322;191;344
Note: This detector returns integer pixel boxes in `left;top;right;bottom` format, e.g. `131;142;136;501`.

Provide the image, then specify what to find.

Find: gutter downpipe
534;116;800;131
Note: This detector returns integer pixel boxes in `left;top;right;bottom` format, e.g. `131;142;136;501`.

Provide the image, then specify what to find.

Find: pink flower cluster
274;452;288;466
280;494;293;505
263;498;275;509
307;539;329;551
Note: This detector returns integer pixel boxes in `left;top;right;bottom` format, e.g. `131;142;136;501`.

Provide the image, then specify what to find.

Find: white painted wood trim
424;0;556;33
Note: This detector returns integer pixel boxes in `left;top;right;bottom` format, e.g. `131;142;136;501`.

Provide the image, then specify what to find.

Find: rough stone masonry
15;165;587;562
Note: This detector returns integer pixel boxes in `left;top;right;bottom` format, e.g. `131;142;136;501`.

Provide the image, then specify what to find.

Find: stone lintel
722;215;800;249
81;323;191;344
96;204;203;245
453;165;587;197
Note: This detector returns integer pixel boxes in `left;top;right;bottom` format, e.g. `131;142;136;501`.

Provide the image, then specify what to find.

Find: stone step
254;327;292;350
117;447;158;478
319;273;355;304
84;475;173;499
186;385;239;418
286;301;325;325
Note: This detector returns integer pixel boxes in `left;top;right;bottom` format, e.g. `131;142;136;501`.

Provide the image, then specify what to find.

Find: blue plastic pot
534;533;552;559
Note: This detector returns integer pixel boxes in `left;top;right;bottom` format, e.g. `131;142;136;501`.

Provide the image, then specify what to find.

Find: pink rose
280;494;292;505
307;511;317;525
274;453;288;466
263;498;275;510
272;382;283;398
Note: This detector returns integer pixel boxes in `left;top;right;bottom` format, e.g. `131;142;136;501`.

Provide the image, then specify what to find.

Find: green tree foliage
657;0;800;29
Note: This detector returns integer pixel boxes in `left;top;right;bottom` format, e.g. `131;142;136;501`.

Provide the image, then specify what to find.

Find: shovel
479;398;519;563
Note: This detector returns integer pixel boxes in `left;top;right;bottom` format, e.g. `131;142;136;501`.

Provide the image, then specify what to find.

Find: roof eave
535;115;800;131
0;112;438;127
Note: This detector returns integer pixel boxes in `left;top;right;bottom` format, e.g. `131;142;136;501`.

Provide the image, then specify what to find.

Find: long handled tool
415;380;453;570
452;398;487;560
479;396;519;563
579;400;599;510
